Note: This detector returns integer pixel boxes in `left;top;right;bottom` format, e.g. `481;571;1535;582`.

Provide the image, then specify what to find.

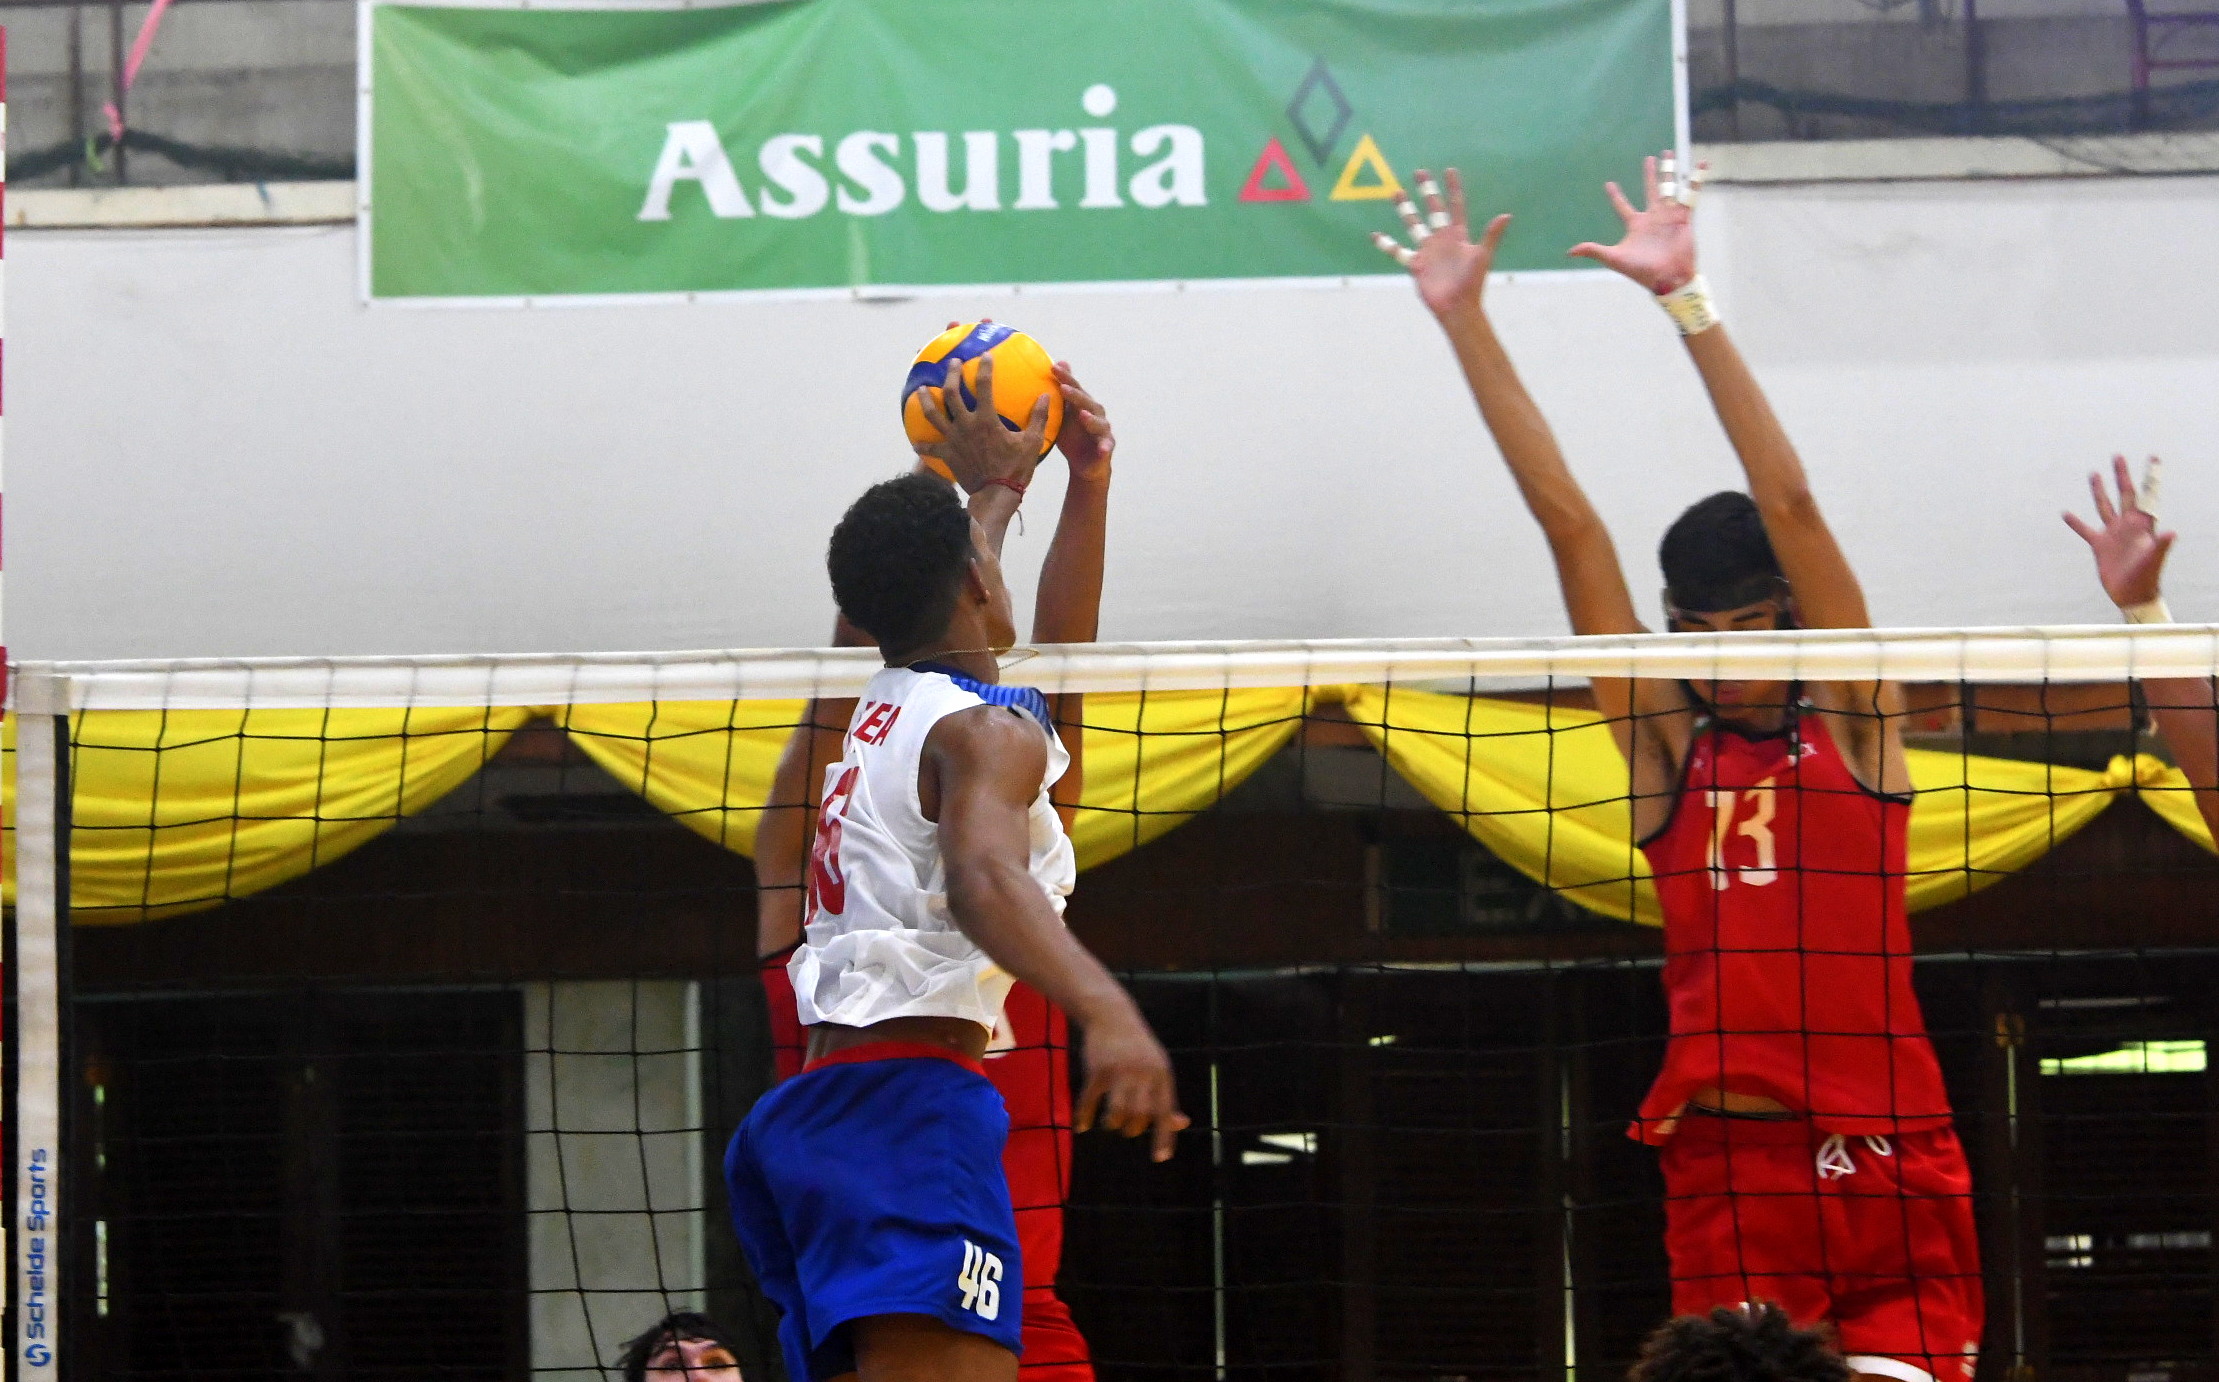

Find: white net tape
14;623;2219;712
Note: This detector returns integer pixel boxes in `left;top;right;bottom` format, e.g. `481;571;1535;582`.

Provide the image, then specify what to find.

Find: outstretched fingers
1641;154;1660;210
1477;213;1511;257
1416;168;1452;231
2116;453;2142;513
1446;167;1469;230
1602;179;1638;225
1393;186;1430;243
2089;467;2120;526
1371;231;1416;267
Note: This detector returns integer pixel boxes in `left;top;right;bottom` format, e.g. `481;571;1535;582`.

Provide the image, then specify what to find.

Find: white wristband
1657;274;1720;337
2122;597;2173;625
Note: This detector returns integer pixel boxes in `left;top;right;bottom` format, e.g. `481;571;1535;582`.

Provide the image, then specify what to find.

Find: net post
9;713;66;1381
2;19;9;715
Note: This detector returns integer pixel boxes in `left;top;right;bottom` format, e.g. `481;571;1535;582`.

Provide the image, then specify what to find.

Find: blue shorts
725;1045;1023;1382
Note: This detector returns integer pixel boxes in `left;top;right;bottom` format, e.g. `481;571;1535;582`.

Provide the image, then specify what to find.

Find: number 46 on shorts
957;1239;1003;1320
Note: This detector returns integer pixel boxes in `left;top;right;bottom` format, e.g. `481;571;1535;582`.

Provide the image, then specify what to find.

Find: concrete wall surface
11;171;2217;661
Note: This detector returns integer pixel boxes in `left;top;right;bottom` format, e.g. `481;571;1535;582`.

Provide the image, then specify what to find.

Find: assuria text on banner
366;0;1678;302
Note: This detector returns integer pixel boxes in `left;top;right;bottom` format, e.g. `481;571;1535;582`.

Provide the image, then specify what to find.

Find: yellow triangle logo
1329;133;1402;201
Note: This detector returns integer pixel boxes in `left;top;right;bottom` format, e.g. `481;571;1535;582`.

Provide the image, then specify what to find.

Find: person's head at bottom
618;1311;745;1382
828;472;1016;668
1632;1303;1850;1382
1659;491;1797;724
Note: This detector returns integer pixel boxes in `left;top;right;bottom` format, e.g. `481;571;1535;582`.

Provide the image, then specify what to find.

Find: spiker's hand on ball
913;352;1052;497
1053;362;1114;485
1370;167;1511;321
1569;150;1707;295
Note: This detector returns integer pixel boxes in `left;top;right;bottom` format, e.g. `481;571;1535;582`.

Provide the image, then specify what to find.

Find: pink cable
102;0;177;142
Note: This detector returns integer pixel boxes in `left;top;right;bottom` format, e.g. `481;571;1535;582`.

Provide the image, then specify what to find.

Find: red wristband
985;475;1028;497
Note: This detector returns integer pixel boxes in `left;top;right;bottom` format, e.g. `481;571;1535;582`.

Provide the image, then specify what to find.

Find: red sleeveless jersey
1635;711;1953;1142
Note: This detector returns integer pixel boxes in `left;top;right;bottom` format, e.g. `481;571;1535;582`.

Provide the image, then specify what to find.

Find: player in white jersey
726;357;1185;1382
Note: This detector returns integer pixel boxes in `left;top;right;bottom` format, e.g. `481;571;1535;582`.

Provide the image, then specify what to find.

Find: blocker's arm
1570;150;1905;796
2064;456;2219;842
1371;166;1658;750
1570;152;1874;637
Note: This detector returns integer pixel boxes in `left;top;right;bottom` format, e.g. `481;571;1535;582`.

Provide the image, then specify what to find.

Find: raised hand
1073;1007;1189;1163
1370;167;1511;320
913;351;1050;497
1569;150;1706;295
1052;362;1114;483
2064;455;2173;610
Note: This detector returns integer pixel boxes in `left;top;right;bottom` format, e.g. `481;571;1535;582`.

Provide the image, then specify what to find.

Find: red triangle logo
1239;137;1311;203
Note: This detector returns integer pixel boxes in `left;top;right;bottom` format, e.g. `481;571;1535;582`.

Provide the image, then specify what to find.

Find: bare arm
1373;168;1686;775
2065;456;2219;839
754;617;871;958
1032;363;1116;825
925;708;1187;1159
1570;153;1906;789
1570;155;1874;634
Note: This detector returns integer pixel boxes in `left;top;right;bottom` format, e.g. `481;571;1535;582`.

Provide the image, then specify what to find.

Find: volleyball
901;321;1065;469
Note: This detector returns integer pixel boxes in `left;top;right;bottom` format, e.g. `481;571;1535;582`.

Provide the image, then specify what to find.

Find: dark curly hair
827;473;976;656
1630;1304;1849;1382
614;1311;742;1382
1660;491;1785;615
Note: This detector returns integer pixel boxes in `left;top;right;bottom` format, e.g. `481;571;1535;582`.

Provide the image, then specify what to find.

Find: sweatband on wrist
2122;597;2173;625
1657;274;1720;337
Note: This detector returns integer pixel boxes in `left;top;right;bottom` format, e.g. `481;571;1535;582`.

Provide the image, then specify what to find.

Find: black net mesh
17;666;2219;1382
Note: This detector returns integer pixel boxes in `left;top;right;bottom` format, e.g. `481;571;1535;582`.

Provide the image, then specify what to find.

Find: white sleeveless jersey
787;664;1076;1034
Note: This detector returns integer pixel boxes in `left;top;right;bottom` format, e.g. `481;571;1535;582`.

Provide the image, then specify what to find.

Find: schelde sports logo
23;1146;54;1369
633;62;1397;223
1238;59;1403;204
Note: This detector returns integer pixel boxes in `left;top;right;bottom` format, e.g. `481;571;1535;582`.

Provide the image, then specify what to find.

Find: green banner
368;0;1676;300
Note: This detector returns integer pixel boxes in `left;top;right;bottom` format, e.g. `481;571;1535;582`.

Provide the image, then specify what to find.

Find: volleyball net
8;625;2219;1381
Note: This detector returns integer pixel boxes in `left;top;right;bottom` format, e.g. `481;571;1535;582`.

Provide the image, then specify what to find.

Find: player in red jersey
752;347;1115;1382
2064;456;2219;841
1375;157;1979;1382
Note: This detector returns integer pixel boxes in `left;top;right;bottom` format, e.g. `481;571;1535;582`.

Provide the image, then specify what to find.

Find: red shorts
992;985;1094;1382
1659;1115;1983;1382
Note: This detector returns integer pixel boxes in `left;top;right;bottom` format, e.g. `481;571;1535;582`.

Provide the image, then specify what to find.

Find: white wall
13;172;2218;661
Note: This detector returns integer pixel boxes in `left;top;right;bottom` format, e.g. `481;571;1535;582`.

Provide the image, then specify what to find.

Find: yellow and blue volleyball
901;321;1064;462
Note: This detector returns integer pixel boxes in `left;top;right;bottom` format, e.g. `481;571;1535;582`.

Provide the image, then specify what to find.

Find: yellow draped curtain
4;689;2208;923
1333;685;2214;925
